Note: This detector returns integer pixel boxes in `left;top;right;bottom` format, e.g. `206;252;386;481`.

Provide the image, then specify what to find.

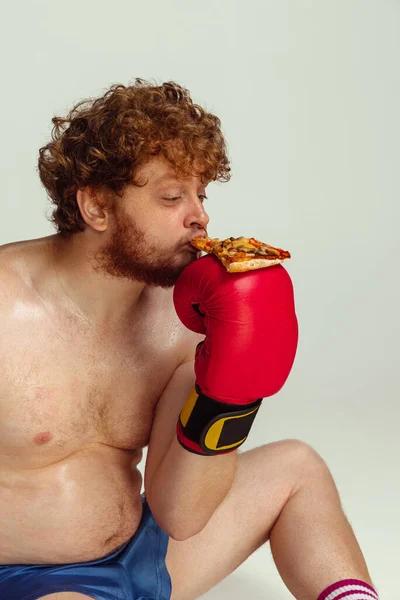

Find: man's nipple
33;431;52;445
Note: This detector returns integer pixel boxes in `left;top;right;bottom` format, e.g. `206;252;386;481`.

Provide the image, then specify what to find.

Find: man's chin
93;243;199;288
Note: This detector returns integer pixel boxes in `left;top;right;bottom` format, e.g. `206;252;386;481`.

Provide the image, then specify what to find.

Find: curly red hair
38;78;231;234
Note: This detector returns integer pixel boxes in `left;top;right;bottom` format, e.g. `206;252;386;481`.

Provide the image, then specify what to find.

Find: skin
0;155;376;600
0;155;208;565
51;153;210;323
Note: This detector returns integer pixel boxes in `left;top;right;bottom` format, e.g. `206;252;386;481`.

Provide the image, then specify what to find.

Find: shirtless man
0;79;379;600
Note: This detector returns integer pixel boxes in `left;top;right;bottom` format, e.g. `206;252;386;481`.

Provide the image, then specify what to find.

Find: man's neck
47;232;148;327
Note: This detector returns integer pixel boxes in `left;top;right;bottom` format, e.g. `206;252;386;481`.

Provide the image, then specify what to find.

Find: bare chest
0;308;185;469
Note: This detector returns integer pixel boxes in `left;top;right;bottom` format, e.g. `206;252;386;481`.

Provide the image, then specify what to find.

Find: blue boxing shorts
0;493;172;600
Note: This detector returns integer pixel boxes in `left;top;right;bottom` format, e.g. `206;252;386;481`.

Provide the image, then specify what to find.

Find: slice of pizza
191;236;291;273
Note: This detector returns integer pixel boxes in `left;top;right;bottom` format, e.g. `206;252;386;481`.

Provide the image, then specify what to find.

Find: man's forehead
151;171;207;186
153;172;181;184
138;156;209;186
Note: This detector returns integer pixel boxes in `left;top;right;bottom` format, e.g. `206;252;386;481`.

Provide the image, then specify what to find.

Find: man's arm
144;358;238;542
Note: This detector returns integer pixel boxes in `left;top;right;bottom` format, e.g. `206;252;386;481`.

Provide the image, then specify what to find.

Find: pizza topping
190;235;291;272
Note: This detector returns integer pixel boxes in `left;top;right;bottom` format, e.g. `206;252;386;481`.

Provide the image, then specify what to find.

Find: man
0;79;378;600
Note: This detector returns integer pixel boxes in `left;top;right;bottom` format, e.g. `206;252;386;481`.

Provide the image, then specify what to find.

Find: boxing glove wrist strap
176;383;263;456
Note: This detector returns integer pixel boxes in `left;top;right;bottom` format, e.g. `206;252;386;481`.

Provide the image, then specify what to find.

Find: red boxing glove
173;254;299;455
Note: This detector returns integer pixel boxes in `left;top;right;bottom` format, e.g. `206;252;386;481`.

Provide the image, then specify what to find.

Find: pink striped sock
317;578;379;600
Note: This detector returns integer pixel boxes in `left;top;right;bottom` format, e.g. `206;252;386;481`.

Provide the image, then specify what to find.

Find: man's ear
76;186;113;232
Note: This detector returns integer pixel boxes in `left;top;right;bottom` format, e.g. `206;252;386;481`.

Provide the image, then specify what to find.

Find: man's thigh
38;593;93;599
165;439;315;600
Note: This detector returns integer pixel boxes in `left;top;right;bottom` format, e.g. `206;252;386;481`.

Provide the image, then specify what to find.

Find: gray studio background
1;1;399;599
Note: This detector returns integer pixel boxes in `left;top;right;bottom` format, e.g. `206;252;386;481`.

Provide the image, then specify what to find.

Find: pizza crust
226;257;289;272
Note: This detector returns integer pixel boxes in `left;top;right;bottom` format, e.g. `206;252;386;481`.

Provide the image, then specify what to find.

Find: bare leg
38;593;93;599
166;441;378;600
269;449;377;600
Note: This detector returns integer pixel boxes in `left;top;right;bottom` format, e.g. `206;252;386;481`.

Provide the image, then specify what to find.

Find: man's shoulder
0;235;53;285
0;235;43;265
0;237;52;310
0;241;28;291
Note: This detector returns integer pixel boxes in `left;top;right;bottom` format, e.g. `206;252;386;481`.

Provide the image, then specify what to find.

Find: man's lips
187;234;207;245
180;233;207;253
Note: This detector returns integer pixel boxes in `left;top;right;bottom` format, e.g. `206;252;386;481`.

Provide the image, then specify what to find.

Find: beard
93;209;197;288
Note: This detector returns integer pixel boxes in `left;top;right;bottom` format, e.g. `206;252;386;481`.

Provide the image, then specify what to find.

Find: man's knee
276;438;330;476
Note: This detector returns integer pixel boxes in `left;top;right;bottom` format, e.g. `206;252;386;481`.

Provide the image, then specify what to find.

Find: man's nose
185;197;210;229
